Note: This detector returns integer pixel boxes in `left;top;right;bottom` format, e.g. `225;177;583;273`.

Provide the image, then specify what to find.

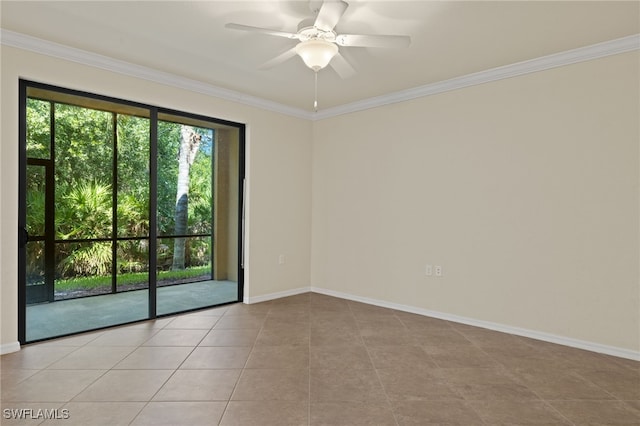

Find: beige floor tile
391;400;485;425
414;330;473;346
124;318;175;330
510;368;616;400
549;400;640;425
162;315;221;330
310;401;397;425
452;381;541;401
153;369;240;401
455;328;526;348
623;400;640;411
42;401;145;425
213;315;265;330
0;346;77;370
2;370;105;402
35;332;104;347
130;401;226;425
309;294;349;308
376;367;462;401
395;313;453;331
72;370;173;401
191;305;229;315
310;315;358;330
361;330;414;346
141;329;208;346
113;346;193;369
85;329;159;347
232;369;309;401
356;316;406;332
310;326;364;346
255;328;309;346
310;345;373;370
199;329;259;347
47;346;136;370
0;369;40;387
348;303;397;319
575;368;640;400
223;304;270;316
427;344;499;368
310;369;386;402
468;400;572;425
610;356;640;373
220;400;308;426
264;312;310;326
495;353;568;371
245;345;309;369
367;345;436;370
436;367;540;401
480;341;554;361
180;346;250;369
544;345;619;371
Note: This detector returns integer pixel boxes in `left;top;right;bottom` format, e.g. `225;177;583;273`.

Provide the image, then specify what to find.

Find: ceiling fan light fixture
295;39;338;71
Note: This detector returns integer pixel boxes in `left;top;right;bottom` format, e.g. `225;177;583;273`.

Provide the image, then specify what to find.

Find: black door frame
18;80;246;344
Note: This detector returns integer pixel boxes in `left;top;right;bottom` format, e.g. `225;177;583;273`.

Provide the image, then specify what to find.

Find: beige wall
2;43;638;355
0;46;313;348
311;52;640;352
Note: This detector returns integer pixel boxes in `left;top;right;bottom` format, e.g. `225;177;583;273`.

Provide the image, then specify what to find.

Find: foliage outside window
24;87;218;300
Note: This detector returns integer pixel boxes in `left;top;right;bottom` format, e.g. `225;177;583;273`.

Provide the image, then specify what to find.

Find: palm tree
171;125;201;270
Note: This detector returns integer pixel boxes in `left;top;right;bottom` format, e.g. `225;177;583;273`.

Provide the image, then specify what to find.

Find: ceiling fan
225;0;411;109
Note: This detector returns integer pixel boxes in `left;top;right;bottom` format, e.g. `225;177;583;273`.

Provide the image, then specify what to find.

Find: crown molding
313;34;640;120
2;29;638;122
0;29;315;121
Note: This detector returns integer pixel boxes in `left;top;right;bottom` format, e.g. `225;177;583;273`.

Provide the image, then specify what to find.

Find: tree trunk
171;126;201;270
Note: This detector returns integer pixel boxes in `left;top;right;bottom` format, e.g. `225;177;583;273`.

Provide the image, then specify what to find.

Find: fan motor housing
297;18;336;42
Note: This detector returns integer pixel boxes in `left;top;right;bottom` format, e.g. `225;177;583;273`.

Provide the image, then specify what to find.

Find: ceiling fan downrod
314;70;318;112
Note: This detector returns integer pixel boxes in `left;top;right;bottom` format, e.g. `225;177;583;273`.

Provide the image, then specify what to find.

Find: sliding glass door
19;81;244;343
155;113;241;315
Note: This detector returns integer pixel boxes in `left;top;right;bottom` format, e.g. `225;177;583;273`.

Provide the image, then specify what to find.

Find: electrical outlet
435;265;442;276
425;264;433;276
278;254;286;265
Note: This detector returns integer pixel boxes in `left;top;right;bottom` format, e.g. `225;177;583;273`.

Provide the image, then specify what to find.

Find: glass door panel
23;85;151;341
156;116;239;315
25;164;49;304
116;240;150;292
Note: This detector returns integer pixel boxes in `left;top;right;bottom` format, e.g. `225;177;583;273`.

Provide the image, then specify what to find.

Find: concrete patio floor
26;280;238;342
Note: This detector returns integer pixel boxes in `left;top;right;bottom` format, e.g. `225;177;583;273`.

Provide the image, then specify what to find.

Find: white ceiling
1;1;639;112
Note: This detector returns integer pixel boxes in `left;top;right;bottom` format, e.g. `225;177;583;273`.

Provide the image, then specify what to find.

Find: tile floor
1;292;639;425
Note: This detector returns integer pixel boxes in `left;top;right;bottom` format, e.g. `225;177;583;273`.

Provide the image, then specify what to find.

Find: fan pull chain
314;71;318;112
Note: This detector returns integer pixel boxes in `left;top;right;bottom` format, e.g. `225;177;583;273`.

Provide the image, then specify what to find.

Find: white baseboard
310;286;640;362
244;286;310;304
0;341;21;355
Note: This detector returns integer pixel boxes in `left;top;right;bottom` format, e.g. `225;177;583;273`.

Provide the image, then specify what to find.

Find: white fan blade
258;47;298;70
314;0;348;32
225;23;298;40
329;52;356;79
336;34;411;48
